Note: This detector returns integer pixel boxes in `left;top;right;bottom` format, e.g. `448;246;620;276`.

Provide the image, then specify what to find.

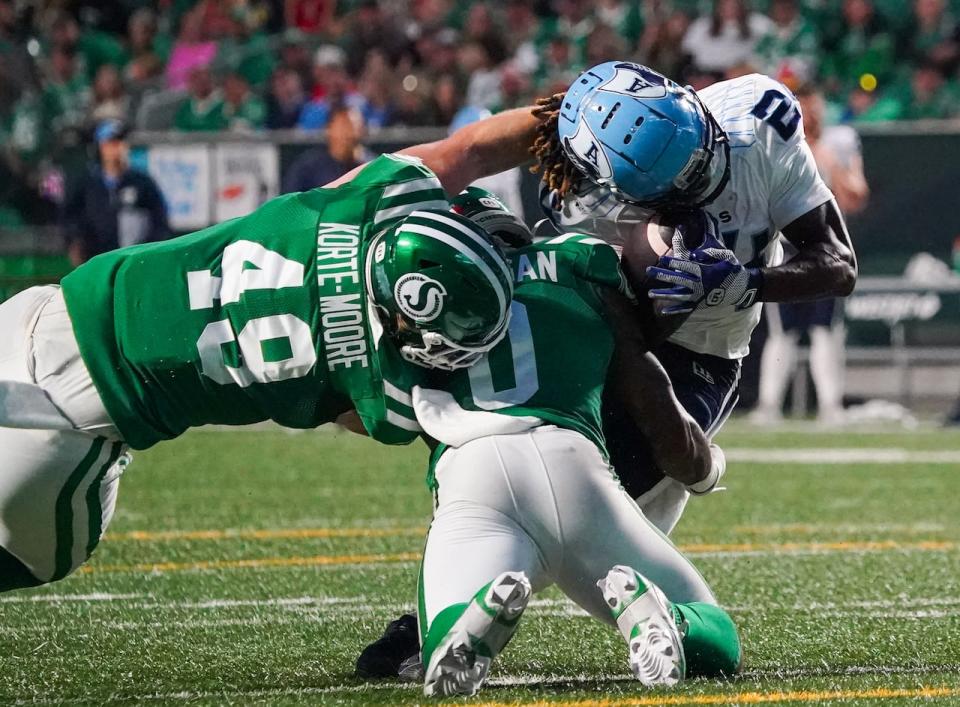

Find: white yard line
11;665;960;706
0;593;145;603
8;594;960;614
726;447;960;464
9;596;960;635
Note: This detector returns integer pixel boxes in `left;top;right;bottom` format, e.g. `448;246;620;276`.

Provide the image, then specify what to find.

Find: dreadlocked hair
530;93;582;209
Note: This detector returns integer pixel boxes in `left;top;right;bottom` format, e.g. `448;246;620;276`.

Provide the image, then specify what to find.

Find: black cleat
355;613;422;679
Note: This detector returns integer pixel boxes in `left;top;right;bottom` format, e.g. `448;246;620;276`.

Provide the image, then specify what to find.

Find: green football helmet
450;187;533;251
366;209;514;371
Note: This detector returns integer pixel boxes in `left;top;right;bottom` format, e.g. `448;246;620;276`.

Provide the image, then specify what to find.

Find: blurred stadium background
1;0;959;421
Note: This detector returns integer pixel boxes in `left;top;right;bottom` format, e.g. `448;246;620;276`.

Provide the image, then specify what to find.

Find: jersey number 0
468;302;540;410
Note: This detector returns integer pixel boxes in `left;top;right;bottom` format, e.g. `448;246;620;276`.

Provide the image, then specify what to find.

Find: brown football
620;214;704;335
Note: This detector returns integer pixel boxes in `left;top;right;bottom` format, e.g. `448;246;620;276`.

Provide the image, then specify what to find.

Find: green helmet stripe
398;222;509;319
411;210;514;286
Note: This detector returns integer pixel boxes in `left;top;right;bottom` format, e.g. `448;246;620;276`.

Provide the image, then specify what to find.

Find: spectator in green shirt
173;66;226;132
900;60;959;118
820;0;896;99
754;0;820;81
222;72;266;131
900;0;959;72
841;60;958;121
41;45;90;133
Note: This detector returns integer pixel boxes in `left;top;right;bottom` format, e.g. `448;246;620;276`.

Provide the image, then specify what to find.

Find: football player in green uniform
358;190;742;696
0;107;539;592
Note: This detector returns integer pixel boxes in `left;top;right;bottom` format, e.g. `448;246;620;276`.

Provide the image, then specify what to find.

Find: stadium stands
5;1;960;226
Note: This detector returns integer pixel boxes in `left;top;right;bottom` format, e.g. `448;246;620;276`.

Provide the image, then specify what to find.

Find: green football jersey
61;154;445;449
421;234;629;488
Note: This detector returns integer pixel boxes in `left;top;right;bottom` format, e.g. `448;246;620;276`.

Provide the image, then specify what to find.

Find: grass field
2;420;960;706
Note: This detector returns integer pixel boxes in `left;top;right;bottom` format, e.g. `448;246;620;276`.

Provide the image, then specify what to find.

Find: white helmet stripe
397;222;508;318
413;210;513;286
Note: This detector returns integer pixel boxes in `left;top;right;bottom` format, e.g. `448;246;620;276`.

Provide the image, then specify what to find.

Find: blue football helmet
558;62;730;209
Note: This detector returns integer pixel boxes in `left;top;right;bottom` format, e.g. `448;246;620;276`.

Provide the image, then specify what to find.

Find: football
620;214;705;333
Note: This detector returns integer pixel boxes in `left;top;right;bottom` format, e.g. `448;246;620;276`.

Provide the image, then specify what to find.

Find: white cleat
598;565;686;687
423;571;531;698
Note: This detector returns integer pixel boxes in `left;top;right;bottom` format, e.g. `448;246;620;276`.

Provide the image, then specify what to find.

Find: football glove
646;217;763;316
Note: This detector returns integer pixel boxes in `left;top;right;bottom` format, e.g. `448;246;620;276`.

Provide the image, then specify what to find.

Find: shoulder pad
352;153;442;188
363;154;449;232
536;233;626;291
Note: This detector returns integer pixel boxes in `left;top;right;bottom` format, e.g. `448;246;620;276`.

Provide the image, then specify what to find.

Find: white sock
809;325;844;419
757;329;799;414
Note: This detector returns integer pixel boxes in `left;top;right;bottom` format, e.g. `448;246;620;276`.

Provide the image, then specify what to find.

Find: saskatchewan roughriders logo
394;273;447;322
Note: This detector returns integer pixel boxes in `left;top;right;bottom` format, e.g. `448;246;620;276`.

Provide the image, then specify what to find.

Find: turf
2;421;960;706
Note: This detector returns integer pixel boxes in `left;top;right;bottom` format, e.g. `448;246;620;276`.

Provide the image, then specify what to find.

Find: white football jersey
550;74;834;359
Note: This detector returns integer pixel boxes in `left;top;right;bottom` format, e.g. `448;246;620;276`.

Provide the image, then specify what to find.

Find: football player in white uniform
356;64;857;680
533;62;857;529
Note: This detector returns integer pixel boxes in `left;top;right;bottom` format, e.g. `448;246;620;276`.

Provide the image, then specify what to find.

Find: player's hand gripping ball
645;215;763;320
619;210;709;326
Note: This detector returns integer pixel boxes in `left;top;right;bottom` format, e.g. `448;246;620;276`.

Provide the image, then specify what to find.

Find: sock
757;329;799;413
420;575;526;669
672;601;742;678
809;326;844;419
421;602;468;668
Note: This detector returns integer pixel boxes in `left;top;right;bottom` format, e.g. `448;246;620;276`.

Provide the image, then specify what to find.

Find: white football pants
0;286;128;584
419;426;716;629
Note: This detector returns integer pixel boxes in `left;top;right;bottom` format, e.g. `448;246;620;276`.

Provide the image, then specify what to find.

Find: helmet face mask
365;209;514;371
559;61;731;212
395;319;511;371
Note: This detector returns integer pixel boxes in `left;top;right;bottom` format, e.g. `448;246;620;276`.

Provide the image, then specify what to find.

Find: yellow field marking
106;527;427;542
473;685;960;707
105;526;958;551
77;552;421;574
80;539;957;575
733;523;949;536
681;539;956;554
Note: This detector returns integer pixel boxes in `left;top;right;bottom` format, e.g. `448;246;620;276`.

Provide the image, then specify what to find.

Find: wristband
736;267;764;310
688;444;726;495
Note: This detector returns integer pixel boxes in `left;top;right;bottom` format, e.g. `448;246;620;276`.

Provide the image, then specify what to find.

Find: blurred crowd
4;0;960;225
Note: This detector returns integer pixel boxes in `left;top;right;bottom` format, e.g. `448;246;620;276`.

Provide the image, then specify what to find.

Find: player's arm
648;182;857;311
397;107;540;195
323;107;540;194
601;288;717;488
760;198;857;302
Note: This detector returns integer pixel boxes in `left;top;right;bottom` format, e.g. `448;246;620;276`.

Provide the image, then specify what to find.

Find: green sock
672;602;742;678
421;602;468;668
420;575;526;669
